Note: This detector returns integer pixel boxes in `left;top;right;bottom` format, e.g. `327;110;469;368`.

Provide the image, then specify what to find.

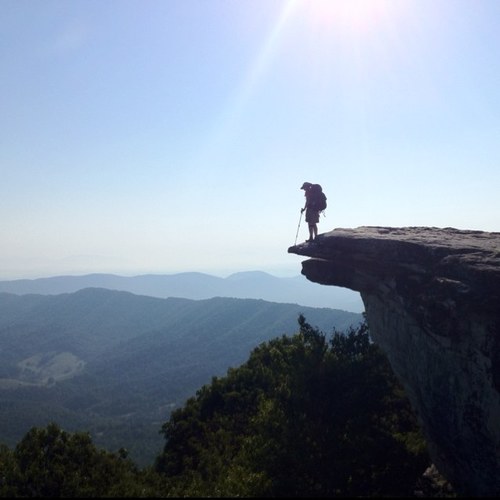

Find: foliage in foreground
0;316;432;497
155;315;430;497
0;423;165;497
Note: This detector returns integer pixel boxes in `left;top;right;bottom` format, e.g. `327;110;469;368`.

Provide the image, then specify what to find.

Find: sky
2;0;500;280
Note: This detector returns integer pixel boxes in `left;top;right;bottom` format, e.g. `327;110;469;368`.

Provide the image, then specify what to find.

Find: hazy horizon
0;268;365;313
1;267;303;281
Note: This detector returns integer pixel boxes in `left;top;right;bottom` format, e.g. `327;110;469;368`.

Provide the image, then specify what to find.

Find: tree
5;423;165;497
155;315;430;496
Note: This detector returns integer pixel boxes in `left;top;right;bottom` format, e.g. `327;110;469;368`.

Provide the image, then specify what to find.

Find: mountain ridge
0;271;364;312
0;288;363;466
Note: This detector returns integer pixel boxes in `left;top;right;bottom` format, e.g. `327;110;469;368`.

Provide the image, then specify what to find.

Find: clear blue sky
2;0;499;279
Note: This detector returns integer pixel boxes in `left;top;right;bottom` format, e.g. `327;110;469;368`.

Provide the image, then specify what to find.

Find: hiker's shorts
305;208;319;224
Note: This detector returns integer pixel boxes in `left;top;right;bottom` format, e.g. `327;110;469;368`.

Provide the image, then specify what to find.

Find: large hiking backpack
308;184;327;212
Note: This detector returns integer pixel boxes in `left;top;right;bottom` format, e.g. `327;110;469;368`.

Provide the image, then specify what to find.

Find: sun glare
297;0;406;36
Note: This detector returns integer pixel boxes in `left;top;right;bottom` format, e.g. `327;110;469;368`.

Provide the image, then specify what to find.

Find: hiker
301;182;320;242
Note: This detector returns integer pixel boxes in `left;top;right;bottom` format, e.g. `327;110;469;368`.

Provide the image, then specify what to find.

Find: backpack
308;184;327;212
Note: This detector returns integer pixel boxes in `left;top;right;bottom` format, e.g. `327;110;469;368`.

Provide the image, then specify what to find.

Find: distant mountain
0;288;363;467
0;271;364;312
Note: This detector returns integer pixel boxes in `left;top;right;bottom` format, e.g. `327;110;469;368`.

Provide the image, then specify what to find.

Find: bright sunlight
295;0;412;37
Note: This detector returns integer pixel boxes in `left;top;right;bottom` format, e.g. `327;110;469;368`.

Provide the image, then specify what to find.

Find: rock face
288;226;500;497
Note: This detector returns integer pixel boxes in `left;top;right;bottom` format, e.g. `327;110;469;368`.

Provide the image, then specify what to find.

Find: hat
300;182;312;190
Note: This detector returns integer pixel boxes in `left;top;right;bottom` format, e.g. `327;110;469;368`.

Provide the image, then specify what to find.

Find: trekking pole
294;210;303;246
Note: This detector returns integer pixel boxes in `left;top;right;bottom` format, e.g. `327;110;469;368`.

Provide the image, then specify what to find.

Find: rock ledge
288;226;500;497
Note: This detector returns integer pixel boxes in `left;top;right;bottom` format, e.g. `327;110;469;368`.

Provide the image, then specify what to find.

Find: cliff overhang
288;226;500;497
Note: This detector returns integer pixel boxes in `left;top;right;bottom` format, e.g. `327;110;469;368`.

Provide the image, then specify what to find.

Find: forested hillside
155;315;431;497
0;317;445;497
0;289;362;466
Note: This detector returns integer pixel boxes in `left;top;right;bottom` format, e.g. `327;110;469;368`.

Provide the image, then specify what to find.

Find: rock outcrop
288;226;500;497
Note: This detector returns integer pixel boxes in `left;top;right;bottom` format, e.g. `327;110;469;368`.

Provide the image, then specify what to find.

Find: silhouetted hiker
300;182;327;242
